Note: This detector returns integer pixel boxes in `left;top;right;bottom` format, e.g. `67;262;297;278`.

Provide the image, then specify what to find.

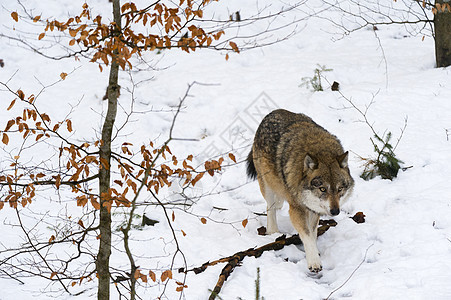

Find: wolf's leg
288;205;322;272
261;185;282;234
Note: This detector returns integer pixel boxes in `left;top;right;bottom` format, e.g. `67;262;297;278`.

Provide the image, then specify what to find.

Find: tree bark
97;0;121;299
434;1;451;67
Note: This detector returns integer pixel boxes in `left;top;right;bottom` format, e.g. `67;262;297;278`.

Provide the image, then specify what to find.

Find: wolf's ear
337;151;349;168
304;154;318;171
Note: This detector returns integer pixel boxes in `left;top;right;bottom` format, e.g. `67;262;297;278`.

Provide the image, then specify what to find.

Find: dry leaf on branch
11;12;18;22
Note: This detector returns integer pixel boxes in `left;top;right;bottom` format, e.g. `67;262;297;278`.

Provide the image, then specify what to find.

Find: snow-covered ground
1;0;451;299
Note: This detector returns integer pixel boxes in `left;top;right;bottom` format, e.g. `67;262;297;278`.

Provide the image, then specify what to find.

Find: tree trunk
434;1;451;67
97;0;121;299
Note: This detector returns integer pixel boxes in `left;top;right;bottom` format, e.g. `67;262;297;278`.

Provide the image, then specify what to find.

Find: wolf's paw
306;252;322;273
308;263;322;273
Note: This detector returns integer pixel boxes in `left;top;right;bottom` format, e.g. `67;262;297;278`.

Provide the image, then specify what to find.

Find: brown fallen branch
207;234;305;300
181;219;337;276
188;212;365;300
179;219;337;300
208;219;338;299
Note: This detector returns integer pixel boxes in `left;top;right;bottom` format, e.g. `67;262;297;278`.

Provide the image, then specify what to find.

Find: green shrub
300;64;333;92
361;132;404;181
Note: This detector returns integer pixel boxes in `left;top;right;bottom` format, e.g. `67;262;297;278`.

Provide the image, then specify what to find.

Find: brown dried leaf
85;155;97;163
7;99;16;111
176;284;188;292
5;119;15;132
38;32;45;40
200;217;207;224
257;226;266;236
17;89;25;100
228;153;237;163
76;195;88;207
204;161;215;176
11;12;18;22
66;119;73;132
140;274;148;283
149;270;156;282
42;113;51;122
78;219;85;229
55;174;61;189
351;212;366;224
133;269;140;280
2;133;9;145
60;72;68;80
100;157;109;170
161;270;172;282
91;198;100;210
35;172;45;179
36;133;44;141
191;172;204;186
242;219;248;228
48;235;56;244
229;41;240;53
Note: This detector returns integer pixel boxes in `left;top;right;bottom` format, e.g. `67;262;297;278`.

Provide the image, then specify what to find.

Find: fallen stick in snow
206;233;306;300
208;220;338;299
192;212;364;299
181;219;338;276
180;219;338;300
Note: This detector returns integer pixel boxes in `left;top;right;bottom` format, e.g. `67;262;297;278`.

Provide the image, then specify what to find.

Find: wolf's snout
330;208;340;216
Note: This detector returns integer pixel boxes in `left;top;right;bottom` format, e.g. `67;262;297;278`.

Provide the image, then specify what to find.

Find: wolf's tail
246;149;257;180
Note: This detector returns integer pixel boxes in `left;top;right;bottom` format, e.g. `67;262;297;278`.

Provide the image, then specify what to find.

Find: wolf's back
253;109;315;158
246;109;316;179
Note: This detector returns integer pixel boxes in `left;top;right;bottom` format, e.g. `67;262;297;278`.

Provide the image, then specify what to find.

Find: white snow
1;0;451;299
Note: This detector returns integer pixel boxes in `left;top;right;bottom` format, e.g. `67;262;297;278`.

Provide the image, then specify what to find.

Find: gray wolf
246;109;354;272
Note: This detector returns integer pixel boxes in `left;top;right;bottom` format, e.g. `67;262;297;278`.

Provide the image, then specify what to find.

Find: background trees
316;0;451;67
434;0;451;67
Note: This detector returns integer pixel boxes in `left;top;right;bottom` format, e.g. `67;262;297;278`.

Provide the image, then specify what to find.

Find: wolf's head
299;152;354;216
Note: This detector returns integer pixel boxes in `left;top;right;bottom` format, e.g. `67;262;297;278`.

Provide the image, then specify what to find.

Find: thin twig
373;28;389;89
325;243;374;300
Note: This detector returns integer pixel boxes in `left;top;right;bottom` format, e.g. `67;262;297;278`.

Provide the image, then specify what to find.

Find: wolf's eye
319;187;326;193
338;187;343;192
